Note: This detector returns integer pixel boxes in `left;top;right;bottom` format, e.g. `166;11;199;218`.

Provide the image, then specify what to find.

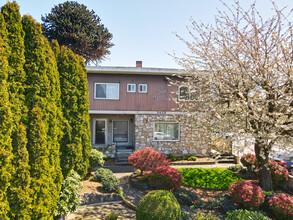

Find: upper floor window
127;84;136;93
95;83;119;100
179;86;198;101
138;84;147;93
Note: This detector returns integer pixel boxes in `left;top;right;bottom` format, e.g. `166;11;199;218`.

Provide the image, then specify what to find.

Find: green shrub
187;156;197;161
54;170;82;217
193;211;220;220
227;165;245;172
178;168;242;189
103;212;119;220
136;190;181;220
225;209;270;220
173;188;203;207
167;154;198;161
181;211;192;220
94;168;120;192
95;168;113;181
206;195;237;213
89;149;105;168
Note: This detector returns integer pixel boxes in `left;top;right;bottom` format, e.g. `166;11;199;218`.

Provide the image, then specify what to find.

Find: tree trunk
254;138;273;191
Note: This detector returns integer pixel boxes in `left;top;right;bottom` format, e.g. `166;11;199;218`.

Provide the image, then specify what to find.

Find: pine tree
52;40;91;178
0;12;13;220
1;2;32;218
22;15;63;219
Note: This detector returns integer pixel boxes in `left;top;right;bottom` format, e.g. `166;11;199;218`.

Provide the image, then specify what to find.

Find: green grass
177;168;242;190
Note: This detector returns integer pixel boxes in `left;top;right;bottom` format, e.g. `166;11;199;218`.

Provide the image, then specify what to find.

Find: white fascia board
86;66;183;76
89;110;187;115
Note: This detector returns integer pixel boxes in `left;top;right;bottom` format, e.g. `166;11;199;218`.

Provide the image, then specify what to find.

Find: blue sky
1;0;293;68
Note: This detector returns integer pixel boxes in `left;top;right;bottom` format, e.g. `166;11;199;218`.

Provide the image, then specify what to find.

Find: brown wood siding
88;73;178;111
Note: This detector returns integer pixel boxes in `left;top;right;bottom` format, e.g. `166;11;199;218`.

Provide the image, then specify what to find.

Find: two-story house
87;61;210;163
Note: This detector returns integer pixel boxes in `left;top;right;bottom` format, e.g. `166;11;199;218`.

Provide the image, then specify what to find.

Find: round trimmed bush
136;190;181;220
269;193;293;220
269;160;289;186
225;209;270;220
240;153;258;172
148;166;183;191
229;181;264;209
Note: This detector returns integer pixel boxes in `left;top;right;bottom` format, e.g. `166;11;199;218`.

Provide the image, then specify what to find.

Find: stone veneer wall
135;114;211;156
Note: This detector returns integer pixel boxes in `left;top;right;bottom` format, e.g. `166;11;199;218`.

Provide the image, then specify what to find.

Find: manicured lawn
177;168;242;189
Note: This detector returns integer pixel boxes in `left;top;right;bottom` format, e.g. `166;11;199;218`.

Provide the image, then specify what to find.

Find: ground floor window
113;121;129;143
154;122;180;141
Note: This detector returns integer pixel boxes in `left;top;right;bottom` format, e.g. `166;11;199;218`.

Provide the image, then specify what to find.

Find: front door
113;121;128;143
94;119;106;145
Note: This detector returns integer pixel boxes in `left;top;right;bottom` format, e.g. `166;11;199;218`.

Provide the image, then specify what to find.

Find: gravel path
66;202;135;220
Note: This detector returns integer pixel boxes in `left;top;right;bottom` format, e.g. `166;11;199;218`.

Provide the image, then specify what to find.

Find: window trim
94;83;119;100
127;83;136;93
112;120;130;144
138;84;148;93
153;122;180;142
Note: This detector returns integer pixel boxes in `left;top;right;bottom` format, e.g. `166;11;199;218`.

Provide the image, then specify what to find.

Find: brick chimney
136;61;142;68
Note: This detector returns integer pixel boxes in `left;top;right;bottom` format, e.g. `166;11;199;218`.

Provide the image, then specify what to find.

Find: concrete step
115;159;130;165
217;159;236;163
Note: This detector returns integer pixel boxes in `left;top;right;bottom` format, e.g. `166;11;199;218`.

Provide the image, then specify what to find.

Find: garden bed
171;157;216;165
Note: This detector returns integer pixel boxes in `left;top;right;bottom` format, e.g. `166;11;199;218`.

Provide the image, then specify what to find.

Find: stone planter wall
135;114;211;156
80;193;122;205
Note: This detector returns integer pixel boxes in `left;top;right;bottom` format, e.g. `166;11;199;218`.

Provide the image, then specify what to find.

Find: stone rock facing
135;114;211;156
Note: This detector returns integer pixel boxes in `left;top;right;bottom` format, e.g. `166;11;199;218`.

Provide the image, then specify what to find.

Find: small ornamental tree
128;148;170;175
149;166;183;191
172;0;293;191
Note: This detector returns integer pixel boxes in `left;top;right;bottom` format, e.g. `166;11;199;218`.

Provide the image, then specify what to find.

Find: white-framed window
138;84;147;93
94;83;119;100
127;84;136;93
153;122;180;141
179;86;199;101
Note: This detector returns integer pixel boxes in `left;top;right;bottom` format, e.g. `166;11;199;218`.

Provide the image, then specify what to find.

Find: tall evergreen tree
1;2;32;218
52;40;91;178
22;15;63;218
0;12;13;220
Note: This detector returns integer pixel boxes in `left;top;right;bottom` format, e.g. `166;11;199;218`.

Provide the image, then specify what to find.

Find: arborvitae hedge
52;40;91;178
1;3;32;219
0;2;92;218
22;15;63;219
0;12;13;220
